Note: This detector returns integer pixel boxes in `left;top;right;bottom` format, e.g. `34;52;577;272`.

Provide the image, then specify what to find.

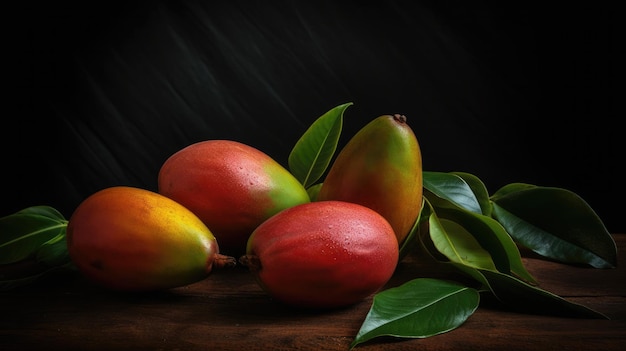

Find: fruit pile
1;102;617;347
67;104;424;309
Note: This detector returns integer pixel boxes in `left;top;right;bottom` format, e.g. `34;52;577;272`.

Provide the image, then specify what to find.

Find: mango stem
213;253;237;269
238;254;261;272
393;114;407;124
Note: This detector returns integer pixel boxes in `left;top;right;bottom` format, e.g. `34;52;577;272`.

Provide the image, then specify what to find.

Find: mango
317;114;423;245
66;186;235;292
158;140;310;255
240;200;398;309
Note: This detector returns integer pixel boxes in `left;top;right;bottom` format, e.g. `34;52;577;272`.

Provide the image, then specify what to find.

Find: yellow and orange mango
67;186;233;291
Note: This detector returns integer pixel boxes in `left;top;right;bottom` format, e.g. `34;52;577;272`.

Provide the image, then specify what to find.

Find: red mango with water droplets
240;200;398;309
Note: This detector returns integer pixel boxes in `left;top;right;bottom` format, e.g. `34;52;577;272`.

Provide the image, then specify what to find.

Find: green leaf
413;200;449;262
448;263;607;319
36;228;71;267
490;182;536;197
0;206;73;291
449;262;491;290
491;184;617;268
422;199;606;320
428;210;497;271
479;269;608;319
425;193;535;284
0;206;69;265
398;198;426;261
451;172;492;216
306;183;323;202
15;205;67;221
288;102;352;188
423;171;482;214
350;278;479;349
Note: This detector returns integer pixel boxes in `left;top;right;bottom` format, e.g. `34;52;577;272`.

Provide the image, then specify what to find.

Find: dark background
6;1;623;232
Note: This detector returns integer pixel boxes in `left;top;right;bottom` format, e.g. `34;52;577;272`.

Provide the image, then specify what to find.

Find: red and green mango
158;140;310;255
317;114;423;245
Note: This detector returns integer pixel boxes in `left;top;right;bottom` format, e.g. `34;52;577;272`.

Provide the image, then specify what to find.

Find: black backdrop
6;1;623;233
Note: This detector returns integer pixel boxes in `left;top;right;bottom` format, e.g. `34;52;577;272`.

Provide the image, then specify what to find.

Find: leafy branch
285;103;617;349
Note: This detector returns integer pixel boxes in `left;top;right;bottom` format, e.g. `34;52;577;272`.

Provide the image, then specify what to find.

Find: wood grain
2;235;625;351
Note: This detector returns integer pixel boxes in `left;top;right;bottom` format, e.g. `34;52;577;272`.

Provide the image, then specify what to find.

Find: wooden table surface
2;234;625;351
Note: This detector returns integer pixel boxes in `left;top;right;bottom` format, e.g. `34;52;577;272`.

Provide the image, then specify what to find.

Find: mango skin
243;200;399;309
317;114;423;245
67;186;220;292
158;140;310;255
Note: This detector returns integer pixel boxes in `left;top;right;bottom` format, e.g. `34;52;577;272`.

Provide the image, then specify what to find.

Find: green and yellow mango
317;114;423;245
